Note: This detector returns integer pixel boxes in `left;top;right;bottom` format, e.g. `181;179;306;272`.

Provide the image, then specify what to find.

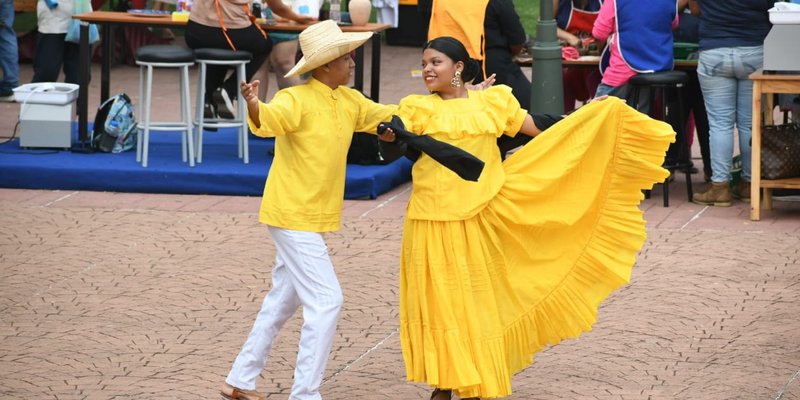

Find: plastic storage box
673;42;699;61
13;83;79;105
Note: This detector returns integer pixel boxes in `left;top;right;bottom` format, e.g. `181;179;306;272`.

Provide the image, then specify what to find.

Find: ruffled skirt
399;98;674;398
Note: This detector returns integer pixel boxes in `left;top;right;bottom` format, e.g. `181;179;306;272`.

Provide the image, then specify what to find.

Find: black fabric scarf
378;115;485;182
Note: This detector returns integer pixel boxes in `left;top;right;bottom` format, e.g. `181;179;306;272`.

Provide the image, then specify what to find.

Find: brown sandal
220;383;264;400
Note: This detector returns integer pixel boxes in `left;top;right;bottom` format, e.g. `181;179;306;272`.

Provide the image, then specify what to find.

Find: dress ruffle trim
497;99;674;390
398;85;525;140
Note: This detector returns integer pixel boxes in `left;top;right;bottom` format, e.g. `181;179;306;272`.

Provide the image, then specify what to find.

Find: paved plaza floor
2;39;800;400
1;180;799;400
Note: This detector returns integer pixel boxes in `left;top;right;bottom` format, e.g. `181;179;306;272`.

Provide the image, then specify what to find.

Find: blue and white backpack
92;93;137;153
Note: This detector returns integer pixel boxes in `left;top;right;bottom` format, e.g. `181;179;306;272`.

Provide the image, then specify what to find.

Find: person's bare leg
254;39;304;101
270;40;303;89
252;58;272;101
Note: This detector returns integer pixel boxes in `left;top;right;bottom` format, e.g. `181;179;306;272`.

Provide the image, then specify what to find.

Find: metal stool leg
675;85;693;201
660;87;670;207
142;64;153;168
195;61;207;164
181;65;195;167
237;62;249;164
136;65;144;163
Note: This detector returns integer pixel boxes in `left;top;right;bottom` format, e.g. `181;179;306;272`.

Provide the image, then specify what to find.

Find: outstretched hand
241;80;262;127
241;80;260;106
465;73;496;91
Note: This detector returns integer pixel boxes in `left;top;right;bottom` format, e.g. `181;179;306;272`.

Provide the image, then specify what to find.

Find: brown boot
734;180;751;203
692;182;732;207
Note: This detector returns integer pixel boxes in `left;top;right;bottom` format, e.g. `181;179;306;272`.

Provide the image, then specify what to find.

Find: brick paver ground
1;182;799;400
2;39;800;400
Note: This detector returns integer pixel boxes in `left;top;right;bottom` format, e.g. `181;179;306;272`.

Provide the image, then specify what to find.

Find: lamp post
530;0;564;115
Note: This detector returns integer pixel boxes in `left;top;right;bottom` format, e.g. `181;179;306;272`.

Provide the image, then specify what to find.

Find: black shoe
203;102;216;119
213;89;236;119
0;89;14;102
201;103;218;132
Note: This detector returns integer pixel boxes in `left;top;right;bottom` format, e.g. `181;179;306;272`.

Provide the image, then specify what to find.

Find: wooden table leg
764;188;773;210
750;80;762;221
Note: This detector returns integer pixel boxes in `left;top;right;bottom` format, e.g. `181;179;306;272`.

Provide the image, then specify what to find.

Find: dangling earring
450;70;462;88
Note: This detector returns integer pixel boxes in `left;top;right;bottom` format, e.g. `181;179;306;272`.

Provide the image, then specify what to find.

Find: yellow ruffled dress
394;87;674;399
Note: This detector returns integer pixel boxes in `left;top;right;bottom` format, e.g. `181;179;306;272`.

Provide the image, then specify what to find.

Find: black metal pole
74;21;92;153
530;0;564;115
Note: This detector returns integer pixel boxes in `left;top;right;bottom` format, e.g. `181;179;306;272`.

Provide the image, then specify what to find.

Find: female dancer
380;36;674;399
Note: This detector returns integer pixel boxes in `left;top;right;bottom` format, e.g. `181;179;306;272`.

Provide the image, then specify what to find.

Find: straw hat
284;20;373;78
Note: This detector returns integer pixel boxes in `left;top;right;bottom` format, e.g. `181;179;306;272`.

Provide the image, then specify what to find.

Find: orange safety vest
427;0;489;75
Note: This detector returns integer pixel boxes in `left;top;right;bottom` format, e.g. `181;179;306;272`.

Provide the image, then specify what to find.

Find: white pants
226;226;343;400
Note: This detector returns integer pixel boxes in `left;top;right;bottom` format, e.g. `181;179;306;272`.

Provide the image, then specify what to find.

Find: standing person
427;0;538;158
378;36;674;399
220;20;398;400
484;0;535;158
484;0;529;107
690;0;776;206
251;1;304;100
555;0;603;112
426;0;488;80
592;0;678;101
0;0;19;101
184;0;313;119
31;0;80;86
674;0;711;182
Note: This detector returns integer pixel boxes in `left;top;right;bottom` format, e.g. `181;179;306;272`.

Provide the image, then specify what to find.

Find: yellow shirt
396;85;527;221
248;78;397;232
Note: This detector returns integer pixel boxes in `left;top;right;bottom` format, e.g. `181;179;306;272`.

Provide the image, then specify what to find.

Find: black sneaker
212;89;236;119
0;89;14;103
203;102;216;119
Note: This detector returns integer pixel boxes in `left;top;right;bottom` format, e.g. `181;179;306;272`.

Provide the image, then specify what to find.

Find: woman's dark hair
423;36;481;83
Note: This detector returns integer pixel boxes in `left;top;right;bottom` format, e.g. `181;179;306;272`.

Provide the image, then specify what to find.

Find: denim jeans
595;82;632;101
0;0;20;94
697;46;763;183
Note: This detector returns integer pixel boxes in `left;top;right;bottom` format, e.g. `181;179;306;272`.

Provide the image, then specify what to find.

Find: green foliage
513;0;540;37
12;11;37;33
